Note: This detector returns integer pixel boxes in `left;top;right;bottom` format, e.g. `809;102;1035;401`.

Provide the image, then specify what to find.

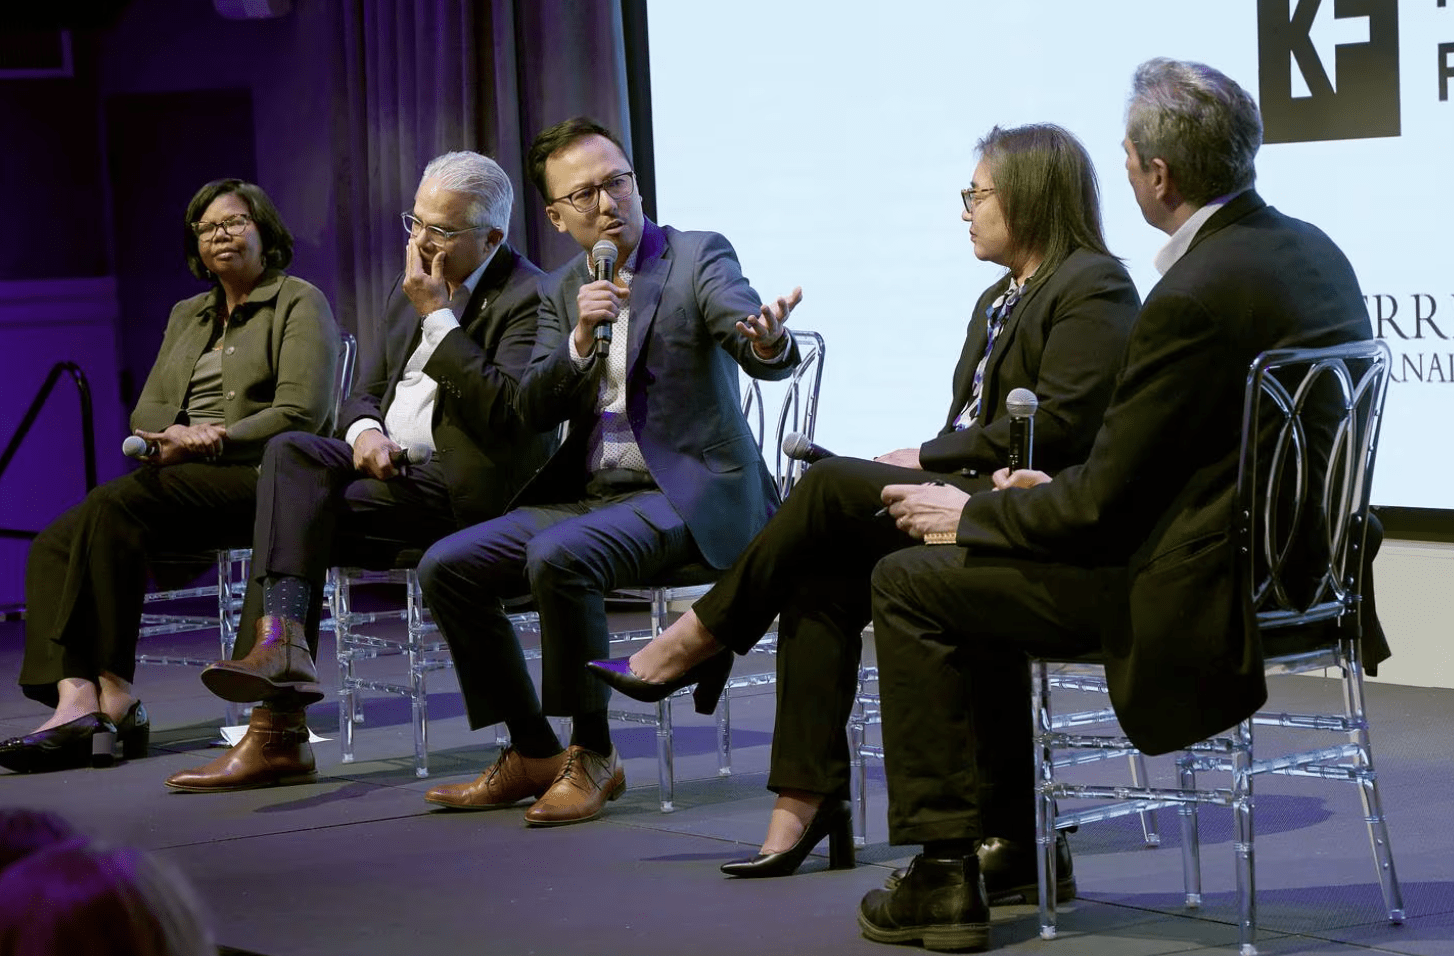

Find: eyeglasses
549;172;636;214
961;187;997;214
191;213;253;240
401;213;488;242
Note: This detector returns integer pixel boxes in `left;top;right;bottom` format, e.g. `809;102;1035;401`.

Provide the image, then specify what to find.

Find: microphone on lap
121;435;159;459
590;238;618;358
1006;388;1038;472
782;432;836;464
388;445;433;470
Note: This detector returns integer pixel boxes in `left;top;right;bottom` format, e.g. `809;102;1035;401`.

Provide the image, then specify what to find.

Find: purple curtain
330;0;633;360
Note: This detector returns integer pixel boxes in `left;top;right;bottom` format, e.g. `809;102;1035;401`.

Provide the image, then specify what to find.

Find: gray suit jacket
515;220;801;568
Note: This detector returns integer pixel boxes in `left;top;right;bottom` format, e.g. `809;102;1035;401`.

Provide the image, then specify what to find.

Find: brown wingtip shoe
164;706;317;793
201;616;323;705
423;747;567;810
523;745;625;827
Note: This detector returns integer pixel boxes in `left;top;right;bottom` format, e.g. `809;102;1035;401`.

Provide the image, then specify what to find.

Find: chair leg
331;569;357;764
716;690;732;777
1128;752;1162;847
1232;718;1257;956
650;590;676;811
407;571;429;778
849;694;867;848
216;550;244;726
1176;752;1203;909
1032;659;1059;941
656;698;675;812
1340;644;1405;922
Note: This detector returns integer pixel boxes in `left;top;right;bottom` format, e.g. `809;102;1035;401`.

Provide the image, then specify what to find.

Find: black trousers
870;546;1123;846
232;432;459;660
690;456;982;800
20;462;259;706
416;486;699;731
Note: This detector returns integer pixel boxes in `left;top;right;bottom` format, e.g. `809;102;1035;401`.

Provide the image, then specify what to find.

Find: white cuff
345;418;385;448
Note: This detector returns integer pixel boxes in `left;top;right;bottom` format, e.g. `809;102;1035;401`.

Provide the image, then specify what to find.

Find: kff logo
1258;0;1400;143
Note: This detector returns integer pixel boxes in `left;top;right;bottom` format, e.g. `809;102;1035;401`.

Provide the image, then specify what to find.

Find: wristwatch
923;531;957;546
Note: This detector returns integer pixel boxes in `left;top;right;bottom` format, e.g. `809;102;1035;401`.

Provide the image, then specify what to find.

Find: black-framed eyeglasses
961;187;997;214
549;172;636;214
191;213;253;240
401;213;488;242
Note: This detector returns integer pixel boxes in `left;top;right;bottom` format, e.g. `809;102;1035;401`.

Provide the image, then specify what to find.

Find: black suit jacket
953;192;1375;754
340;243;556;528
919;248;1140;478
514;220;801;569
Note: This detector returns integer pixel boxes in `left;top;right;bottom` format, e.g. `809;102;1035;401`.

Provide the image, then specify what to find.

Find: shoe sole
523;774;626;827
423;795;536;811
164;772;318;793
856;912;990;952
201;669;325;706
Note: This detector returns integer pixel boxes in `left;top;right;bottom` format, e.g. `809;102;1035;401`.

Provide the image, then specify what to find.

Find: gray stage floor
1;612;1450;956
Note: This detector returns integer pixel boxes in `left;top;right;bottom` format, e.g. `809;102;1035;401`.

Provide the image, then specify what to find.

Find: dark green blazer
131;269;340;463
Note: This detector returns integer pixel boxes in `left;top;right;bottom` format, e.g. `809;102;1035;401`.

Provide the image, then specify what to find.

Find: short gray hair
1126;58;1263;207
420;151;514;239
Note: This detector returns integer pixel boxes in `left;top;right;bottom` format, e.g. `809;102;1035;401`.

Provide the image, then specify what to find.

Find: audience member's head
0;807;76;873
1125;57;1262;207
0;839;215;956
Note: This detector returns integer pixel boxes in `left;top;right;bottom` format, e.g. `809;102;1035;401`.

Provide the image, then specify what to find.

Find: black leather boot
858;854;990;952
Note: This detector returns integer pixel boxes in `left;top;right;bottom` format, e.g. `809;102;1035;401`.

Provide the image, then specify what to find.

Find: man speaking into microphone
413;117;803;827
589;123;1139;879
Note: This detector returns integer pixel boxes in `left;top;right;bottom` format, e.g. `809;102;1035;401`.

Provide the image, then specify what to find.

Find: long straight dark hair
978;123;1116;280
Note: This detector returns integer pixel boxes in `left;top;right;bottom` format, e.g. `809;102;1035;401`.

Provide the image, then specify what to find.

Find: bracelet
923;531;957;546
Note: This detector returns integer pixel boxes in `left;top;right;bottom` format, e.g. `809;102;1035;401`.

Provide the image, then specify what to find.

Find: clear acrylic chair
606;330;827;811
329;550;544;777
137;330;357;724
1030;340;1401;956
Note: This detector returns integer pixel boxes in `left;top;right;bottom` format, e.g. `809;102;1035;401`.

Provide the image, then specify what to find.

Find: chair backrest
1236;339;1390;631
740;330;826;499
332;330;359;433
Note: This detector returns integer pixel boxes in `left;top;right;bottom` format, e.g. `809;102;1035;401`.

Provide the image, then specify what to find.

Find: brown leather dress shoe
523;745;625;826
164;706;317;792
424;747;567;810
201;616;324;706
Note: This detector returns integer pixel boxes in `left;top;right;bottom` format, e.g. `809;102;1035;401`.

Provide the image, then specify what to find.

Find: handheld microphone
1005;388;1038;472
782;432;836;464
121;435;159;459
388;445;433;470
590;238;618;358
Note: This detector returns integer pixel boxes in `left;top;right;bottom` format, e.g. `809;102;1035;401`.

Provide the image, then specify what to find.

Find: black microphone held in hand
1005;388;1038;472
121;435;159;459
590;238;618;358
782;432;836;464
388;445;434;470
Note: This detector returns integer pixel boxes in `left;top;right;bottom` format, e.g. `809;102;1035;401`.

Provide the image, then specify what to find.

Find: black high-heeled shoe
720;798;855;878
586;648;733;715
114;701;151;761
0;713;119;774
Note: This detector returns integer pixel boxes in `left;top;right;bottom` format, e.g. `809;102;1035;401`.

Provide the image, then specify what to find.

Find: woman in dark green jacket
0;179;339;774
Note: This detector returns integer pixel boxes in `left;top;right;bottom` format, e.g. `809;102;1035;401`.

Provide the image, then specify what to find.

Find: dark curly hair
182;178;293;281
